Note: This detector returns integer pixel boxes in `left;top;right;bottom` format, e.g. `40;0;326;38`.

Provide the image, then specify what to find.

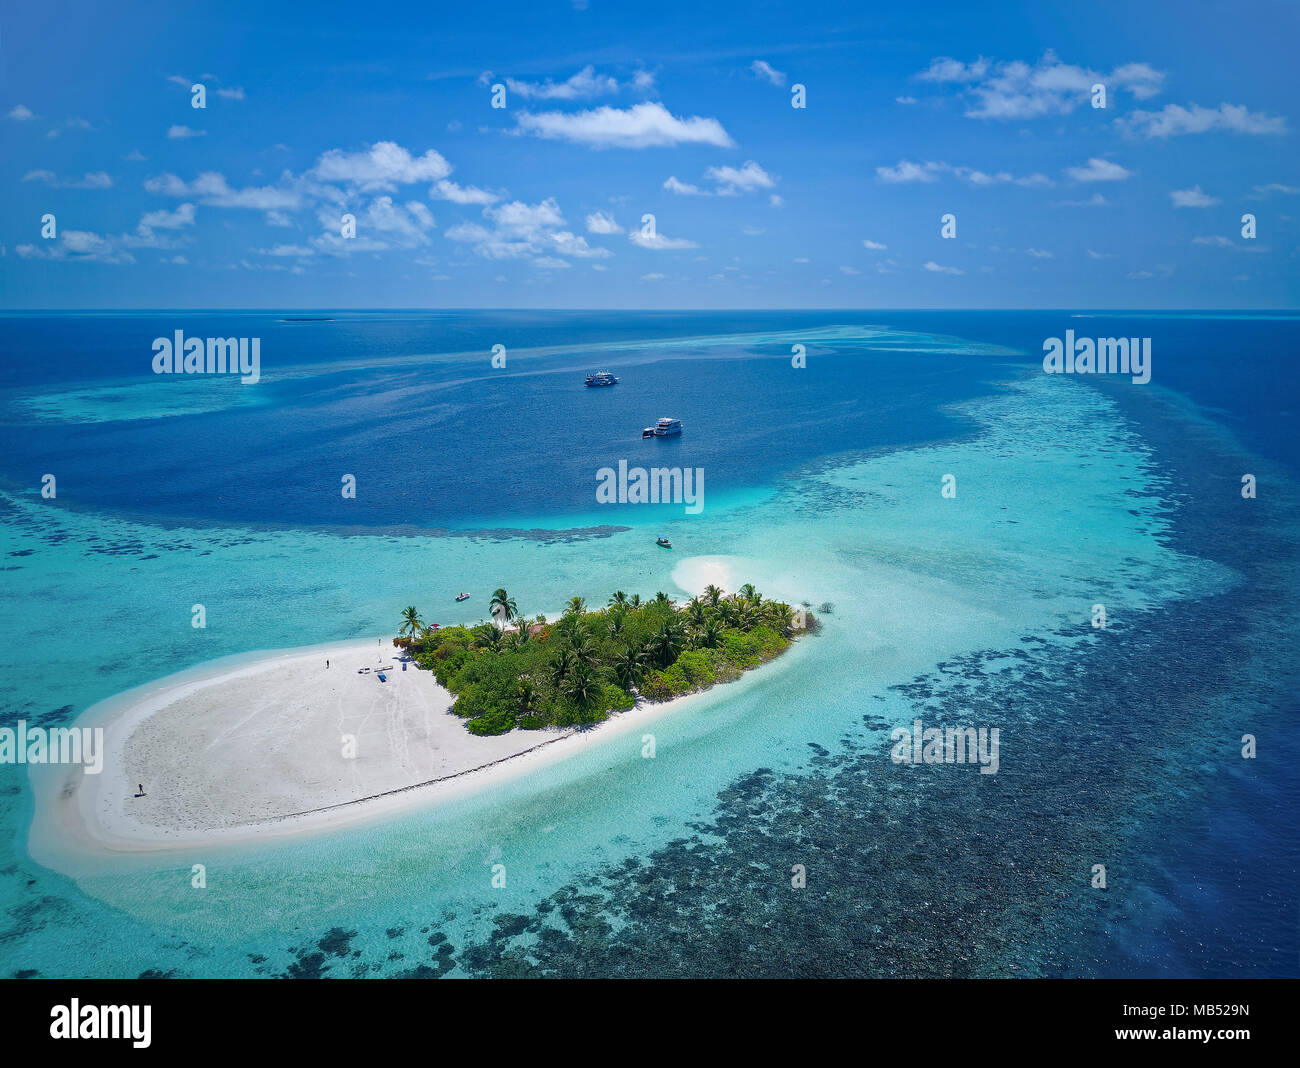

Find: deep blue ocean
0;310;1295;977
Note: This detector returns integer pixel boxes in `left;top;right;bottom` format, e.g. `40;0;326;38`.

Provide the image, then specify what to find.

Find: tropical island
395;585;814;736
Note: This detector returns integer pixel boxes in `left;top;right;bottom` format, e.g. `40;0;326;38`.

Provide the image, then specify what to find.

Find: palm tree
549;648;575;688
738;583;757;604
564;663;600;709
490;588;517;625
765;603;796;637
608;591;629;608
606;610;626;640
472;624;504;652
399;606;424;641
628;593;642;608
565;596;587;617
613;644;647;691
506;624;532;652
567;633;601;672
653;591;672;606
695;618;724;649
649;618;685;667
703;584;723;608
685;598;708;627
516;677;538;719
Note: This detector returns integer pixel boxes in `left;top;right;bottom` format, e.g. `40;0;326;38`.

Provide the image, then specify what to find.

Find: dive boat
652;417;683;436
656;536;672;548
455;592;470;602
584;371;619;387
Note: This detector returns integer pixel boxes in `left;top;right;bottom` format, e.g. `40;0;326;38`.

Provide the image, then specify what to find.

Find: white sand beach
33;636;722;857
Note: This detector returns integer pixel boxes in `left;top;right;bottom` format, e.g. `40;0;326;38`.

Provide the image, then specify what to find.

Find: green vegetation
395;584;813;736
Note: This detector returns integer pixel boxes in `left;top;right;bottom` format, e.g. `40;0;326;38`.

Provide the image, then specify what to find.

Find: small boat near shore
656;536;672;548
455;593;470;602
585;371;619;387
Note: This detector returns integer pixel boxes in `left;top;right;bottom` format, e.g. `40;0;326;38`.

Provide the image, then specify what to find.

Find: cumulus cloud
628;226;697;250
8;104;35;120
916;51;1164;119
505;66;620;100
22;170;113;189
706;160;776;193
876;160;1050;186
585;211;622;234
146;171;302;210
862;239;887;250
751;60;786;86
139;203;196;230
1117;102;1286;138
664;176;707;196
1170;185;1219;208
430;179;499;204
1065;157;1131;182
311;141;451;190
513;102;734;149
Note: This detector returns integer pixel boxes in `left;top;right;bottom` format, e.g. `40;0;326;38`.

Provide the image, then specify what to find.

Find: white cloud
839;265;861;275
167;125;205;139
18;229;134;264
751;60;786;87
628;227;697;250
513;102;734;149
1118;102;1286;138
1253;183;1300;196
139;203;196;230
22;170;113;189
769;193;783;207
586;210;622;234
876;160;943;183
706;160;776;193
1065;157;1131;182
506;66;619;100
664;175;707;196
216;87;246;100
548;231;612;258
503;66;652;100
1170;185;1219;208
431;179;499;204
311;141;451;191
876;159;1049;186
1058;193;1109;207
924;261;964;275
862;239;887;250
8;104;35;120
1192;235;1234;247
1025;247;1053;258
917;51;1164;119
145;171;301;210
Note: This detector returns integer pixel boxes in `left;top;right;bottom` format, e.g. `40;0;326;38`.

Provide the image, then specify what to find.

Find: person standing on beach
326;659;330;669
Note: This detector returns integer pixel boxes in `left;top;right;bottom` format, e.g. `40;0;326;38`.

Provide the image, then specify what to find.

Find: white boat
585;371;619;387
652;417;683;436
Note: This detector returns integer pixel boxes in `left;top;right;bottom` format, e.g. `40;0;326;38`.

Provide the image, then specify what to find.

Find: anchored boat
584;371;619;387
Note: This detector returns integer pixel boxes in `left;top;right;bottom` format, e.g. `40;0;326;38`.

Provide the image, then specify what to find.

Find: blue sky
2;0;1297;309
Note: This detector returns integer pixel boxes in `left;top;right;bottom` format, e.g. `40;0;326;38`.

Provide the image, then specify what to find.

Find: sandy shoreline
28;636;722;860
